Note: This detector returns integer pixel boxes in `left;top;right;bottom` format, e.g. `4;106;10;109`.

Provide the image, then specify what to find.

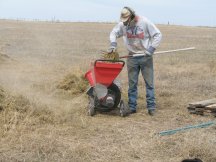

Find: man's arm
145;18;162;55
146;19;162;48
109;23;124;51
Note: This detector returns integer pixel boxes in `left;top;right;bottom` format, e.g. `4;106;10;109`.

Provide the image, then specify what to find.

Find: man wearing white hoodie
109;7;162;115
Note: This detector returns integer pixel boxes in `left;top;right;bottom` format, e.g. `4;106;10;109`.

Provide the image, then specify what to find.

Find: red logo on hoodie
127;26;144;39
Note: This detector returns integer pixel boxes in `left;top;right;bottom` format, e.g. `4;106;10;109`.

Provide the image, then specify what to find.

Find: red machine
85;59;130;117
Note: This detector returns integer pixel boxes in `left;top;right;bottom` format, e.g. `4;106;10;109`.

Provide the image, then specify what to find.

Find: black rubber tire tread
108;83;121;108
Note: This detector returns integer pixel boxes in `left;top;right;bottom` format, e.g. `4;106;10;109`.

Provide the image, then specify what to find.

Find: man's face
123;17;131;26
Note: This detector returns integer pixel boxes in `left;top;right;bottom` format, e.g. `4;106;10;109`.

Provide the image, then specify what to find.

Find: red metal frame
85;60;125;87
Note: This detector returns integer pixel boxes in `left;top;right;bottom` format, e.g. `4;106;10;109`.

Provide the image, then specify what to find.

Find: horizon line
0;18;215;28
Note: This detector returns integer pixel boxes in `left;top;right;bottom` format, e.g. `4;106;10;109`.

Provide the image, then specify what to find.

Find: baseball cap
120;8;131;22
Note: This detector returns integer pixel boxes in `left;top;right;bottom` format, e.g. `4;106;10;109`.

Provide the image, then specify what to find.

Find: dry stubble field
0;19;216;162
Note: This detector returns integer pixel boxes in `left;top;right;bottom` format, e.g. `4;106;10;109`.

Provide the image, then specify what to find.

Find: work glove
144;46;156;57
107;42;117;54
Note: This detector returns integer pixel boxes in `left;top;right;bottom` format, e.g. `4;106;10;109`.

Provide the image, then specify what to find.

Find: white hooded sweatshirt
110;16;162;54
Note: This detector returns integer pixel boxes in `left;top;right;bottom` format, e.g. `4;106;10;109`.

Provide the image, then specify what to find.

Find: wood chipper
84;59;130;117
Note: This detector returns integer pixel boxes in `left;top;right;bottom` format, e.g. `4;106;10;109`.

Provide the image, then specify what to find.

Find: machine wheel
119;100;130;117
87;97;95;116
108;83;121;109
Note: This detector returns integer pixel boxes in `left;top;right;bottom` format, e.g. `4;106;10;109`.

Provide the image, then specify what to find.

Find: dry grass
0;20;216;161
0;86;57;137
56;70;88;95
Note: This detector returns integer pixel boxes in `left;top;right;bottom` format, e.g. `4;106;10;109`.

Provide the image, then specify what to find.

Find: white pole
126;47;195;58
155;47;195;54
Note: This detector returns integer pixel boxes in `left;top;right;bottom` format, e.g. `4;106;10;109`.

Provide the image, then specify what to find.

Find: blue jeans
127;56;155;111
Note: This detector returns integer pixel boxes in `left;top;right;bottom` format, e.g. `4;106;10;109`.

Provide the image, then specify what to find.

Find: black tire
107;83;121;109
87;96;95;116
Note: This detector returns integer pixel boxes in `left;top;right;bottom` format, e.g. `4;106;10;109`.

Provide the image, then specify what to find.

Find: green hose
158;120;216;136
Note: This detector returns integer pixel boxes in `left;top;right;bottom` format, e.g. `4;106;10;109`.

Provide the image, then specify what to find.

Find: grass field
0;19;216;162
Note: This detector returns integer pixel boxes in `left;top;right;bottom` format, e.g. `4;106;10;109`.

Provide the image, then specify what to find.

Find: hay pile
101;51;119;61
0;86;30;137
0;53;10;62
57;72;89;95
0;86;56;137
0;87;5;111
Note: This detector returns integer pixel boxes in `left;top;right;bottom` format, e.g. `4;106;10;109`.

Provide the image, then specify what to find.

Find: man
108;7;162;115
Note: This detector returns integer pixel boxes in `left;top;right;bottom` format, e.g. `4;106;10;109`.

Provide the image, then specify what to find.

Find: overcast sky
0;0;215;27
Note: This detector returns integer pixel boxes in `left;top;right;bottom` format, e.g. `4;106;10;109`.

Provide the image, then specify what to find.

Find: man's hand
107;46;116;54
144;46;156;56
107;42;117;54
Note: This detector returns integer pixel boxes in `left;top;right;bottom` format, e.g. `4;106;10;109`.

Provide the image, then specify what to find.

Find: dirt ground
0;19;216;162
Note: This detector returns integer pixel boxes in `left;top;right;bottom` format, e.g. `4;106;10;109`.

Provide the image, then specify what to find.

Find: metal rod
119;47;195;58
